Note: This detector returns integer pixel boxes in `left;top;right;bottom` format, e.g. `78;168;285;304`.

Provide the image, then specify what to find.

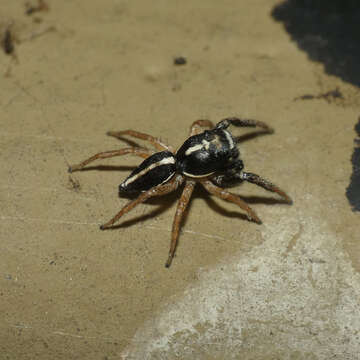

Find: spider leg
68;148;152;173
240;172;293;204
216;117;274;134
100;174;184;229
107;130;174;152
189;119;215;136
165;180;196;268
201;180;261;224
211;160;244;187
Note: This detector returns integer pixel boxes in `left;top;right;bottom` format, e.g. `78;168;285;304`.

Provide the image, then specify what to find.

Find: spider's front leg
211;160;244;188
240;172;292;204
212;168;292;204
216;117;274;134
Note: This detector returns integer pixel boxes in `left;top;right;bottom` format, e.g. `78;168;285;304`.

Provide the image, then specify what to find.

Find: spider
68;117;292;267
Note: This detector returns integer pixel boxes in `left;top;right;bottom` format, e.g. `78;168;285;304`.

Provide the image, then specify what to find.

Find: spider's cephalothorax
175;126;240;178
69;117;292;268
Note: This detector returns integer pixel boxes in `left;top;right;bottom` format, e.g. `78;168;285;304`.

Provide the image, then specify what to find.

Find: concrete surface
1;1;359;359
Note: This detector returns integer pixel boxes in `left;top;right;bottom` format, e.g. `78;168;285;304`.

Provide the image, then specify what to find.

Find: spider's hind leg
68;148;152;173
189;120;215;136
107;130;173;152
100;174;184;230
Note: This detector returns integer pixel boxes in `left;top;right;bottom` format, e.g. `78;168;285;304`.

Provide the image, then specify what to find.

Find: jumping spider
69;118;292;267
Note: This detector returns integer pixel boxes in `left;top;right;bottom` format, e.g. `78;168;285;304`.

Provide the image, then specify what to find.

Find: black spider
69;118;292;267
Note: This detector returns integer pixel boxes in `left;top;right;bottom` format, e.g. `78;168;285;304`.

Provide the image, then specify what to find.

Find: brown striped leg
201;180;261;224
68;148;152;173
165;180;196;268
107;130;174;152
217;117;274;133
241;172;293;204
189;120;215;136
100;175;184;229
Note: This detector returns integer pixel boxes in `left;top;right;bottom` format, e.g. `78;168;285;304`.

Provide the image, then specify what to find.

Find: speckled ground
1;1;359;359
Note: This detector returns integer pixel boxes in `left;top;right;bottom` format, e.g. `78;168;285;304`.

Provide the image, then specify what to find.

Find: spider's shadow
107;135;144;149
234;129;273;144
106;190;179;230
194;185;289;223
109;128;270;152
80;130;268;174
105;181;289;231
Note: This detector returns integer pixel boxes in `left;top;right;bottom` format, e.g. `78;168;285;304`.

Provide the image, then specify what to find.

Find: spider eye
203;130;213;140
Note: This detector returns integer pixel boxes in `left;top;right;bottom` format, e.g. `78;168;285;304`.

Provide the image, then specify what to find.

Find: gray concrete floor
1;1;359;359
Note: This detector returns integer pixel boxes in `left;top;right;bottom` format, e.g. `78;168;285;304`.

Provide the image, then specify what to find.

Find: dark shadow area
202;192;249;222
346;117;360;211
234;129;273;144
293;86;344;103
194;183;290;221
103;180;290;230
238;194;291;206
106;133;149;149
106;191;179;229
272;0;360;87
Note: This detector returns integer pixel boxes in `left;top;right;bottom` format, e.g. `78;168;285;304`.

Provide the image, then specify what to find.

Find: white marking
212;135;222;148
223;130;235;149
159;172;175;185
183;171;215;178
185;144;203;156
123;157;175;187
202;139;211;150
185;139;211;156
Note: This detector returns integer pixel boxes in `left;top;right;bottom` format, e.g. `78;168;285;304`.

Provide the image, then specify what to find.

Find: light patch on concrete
121;212;360;359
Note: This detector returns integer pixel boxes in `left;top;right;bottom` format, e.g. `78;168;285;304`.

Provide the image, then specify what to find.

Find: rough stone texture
1;1;359;359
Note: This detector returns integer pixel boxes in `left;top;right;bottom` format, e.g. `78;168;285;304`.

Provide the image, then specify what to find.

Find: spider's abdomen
119;151;176;193
176;129;238;178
